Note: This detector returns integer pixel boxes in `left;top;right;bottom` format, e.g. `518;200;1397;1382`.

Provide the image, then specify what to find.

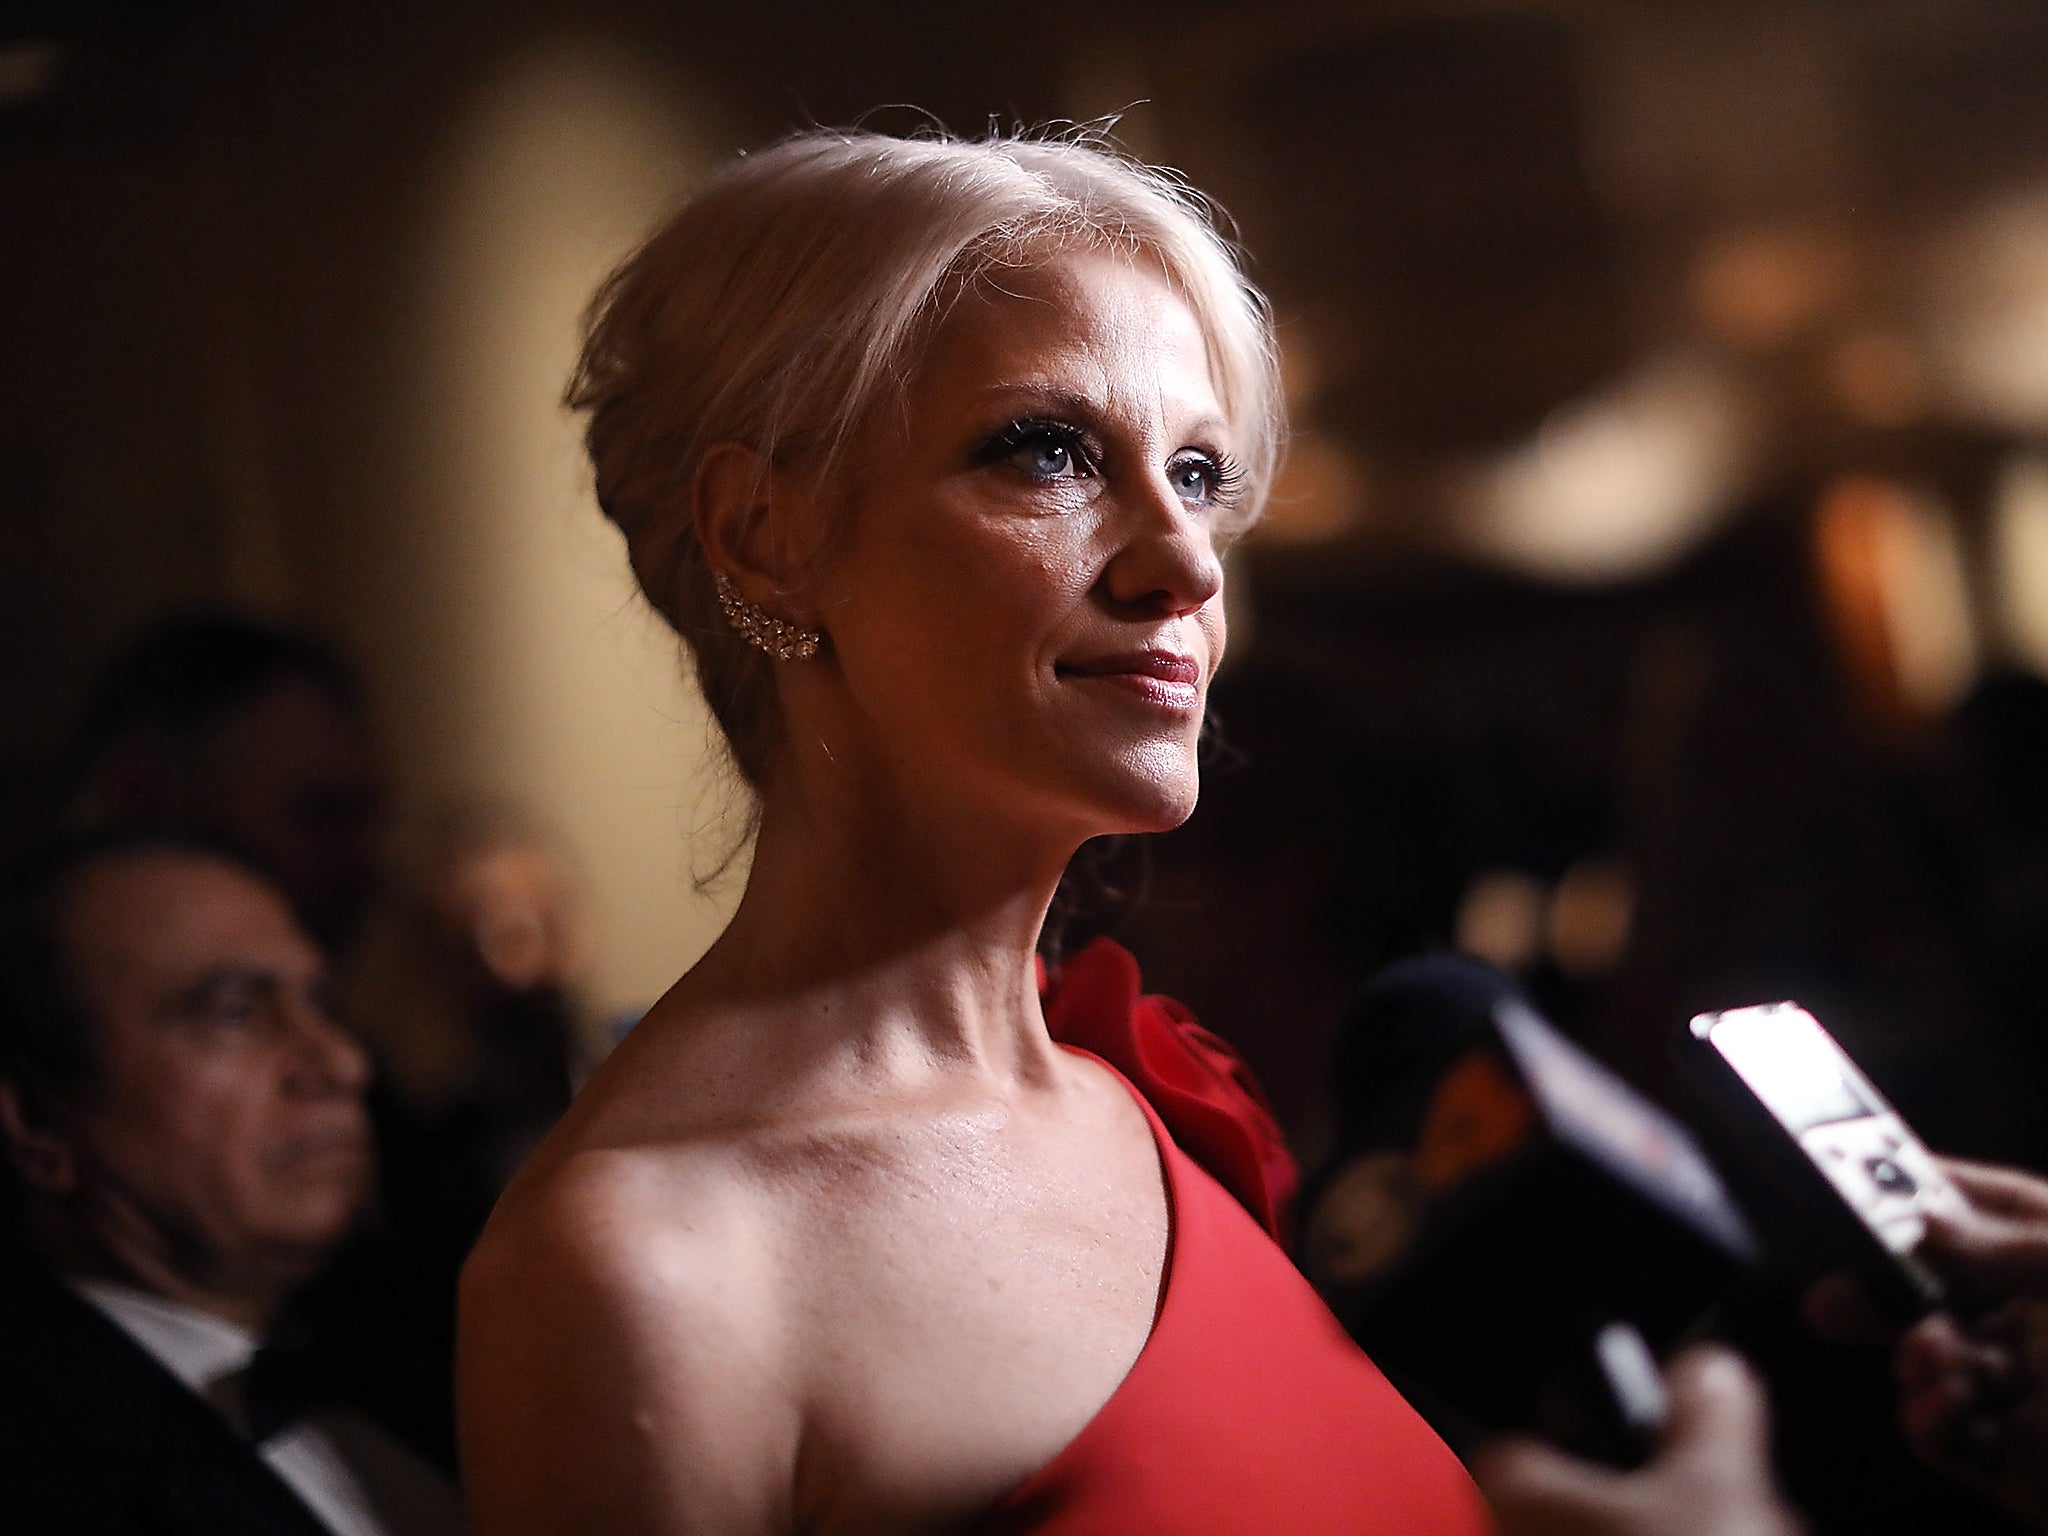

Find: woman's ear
693;443;828;622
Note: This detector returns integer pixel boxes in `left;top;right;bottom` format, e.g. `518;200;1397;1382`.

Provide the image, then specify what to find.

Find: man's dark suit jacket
0;1249;335;1536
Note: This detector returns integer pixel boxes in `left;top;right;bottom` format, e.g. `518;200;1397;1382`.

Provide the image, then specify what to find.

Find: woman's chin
1074;771;1202;838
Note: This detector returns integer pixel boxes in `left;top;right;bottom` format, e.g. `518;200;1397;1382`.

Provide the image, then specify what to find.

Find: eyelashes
975;417;1096;481
1187;452;1247;509
975;415;1246;511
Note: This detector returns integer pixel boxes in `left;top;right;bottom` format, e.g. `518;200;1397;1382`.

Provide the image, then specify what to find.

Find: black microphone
1304;956;1757;1465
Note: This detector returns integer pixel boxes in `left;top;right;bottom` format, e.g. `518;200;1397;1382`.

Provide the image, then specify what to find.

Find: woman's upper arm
457;1164;796;1536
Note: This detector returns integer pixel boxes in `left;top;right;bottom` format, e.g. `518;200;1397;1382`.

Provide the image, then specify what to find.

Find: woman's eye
979;420;1095;482
1167;451;1245;509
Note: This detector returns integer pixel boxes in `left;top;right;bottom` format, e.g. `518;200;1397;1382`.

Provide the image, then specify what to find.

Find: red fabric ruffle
1040;938;1298;1245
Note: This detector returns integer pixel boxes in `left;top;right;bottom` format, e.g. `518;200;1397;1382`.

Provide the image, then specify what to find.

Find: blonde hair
569;126;1282;786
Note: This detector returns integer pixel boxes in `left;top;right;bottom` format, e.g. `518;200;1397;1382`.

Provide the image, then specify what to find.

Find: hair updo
568;126;1282;787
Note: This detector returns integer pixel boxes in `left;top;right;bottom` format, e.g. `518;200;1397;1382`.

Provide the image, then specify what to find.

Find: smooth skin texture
0;848;374;1332
458;250;1241;1536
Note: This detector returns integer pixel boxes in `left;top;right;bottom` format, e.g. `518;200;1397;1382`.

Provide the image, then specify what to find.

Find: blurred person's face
195;679;387;949
433;840;586;996
33;849;373;1310
809;249;1235;838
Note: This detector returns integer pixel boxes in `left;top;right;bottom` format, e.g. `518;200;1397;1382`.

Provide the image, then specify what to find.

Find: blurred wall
321;33;742;1020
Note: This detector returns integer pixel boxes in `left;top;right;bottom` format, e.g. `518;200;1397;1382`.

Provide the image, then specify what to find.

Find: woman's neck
689;775;1080;1081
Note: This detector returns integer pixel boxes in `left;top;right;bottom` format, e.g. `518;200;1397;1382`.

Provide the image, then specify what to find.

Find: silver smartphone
1684;1001;1964;1314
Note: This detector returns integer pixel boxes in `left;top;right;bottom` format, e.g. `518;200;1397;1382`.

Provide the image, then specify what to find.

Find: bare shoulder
466;1133;765;1341
459;1134;797;1536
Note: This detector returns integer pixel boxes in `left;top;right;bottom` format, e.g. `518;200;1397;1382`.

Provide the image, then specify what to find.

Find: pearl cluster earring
714;571;823;662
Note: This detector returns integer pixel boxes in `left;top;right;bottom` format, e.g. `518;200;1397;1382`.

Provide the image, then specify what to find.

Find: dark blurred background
9;0;2048;1169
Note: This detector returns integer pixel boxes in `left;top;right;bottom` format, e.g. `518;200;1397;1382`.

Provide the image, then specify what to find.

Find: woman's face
811;247;1238;842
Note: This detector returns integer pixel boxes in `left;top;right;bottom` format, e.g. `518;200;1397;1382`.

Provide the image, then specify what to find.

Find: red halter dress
982;939;1493;1536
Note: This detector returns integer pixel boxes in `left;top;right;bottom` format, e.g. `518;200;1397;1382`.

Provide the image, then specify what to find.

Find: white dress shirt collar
68;1275;258;1396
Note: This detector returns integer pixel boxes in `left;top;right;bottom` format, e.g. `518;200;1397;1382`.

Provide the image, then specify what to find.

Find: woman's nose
1102;486;1224;619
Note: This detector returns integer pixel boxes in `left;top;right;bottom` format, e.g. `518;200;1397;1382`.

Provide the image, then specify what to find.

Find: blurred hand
1919;1159;2048;1303
1803;1157;2048;1532
1892;1301;2048;1528
1897;1158;2048;1530
1469;1345;1804;1536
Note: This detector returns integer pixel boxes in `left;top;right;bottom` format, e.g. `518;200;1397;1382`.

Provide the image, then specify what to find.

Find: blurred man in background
0;836;459;1535
55;611;581;1470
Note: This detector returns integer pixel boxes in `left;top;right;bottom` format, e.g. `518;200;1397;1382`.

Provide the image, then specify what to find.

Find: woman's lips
1058;650;1203;709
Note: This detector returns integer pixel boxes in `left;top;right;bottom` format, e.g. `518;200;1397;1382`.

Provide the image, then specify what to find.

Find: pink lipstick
1059;649;1204;709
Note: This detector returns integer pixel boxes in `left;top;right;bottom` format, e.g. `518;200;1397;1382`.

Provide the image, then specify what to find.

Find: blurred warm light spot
1816;478;1897;720
1828;329;1927;430
1260;330;1367;542
1455;867;1546;974
1546;856;1635;978
1690;224;1854;350
1991;454;2048;677
1457;354;1757;584
1277;326;1323;410
1262;430;1366;542
1870;489;1978;718
449;841;588;996
1815;476;1979;724
1926;188;2048;432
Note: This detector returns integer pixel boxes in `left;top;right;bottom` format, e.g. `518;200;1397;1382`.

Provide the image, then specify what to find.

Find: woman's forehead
910;250;1222;412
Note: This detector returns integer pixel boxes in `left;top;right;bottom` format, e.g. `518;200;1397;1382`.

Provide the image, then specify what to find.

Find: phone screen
1702;1006;1881;1133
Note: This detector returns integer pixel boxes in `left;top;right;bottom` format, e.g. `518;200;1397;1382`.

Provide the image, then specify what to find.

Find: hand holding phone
1684;1005;2048;1528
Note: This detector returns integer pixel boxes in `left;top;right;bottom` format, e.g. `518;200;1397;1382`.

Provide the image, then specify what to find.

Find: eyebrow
975;382;1233;441
975;383;1100;416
